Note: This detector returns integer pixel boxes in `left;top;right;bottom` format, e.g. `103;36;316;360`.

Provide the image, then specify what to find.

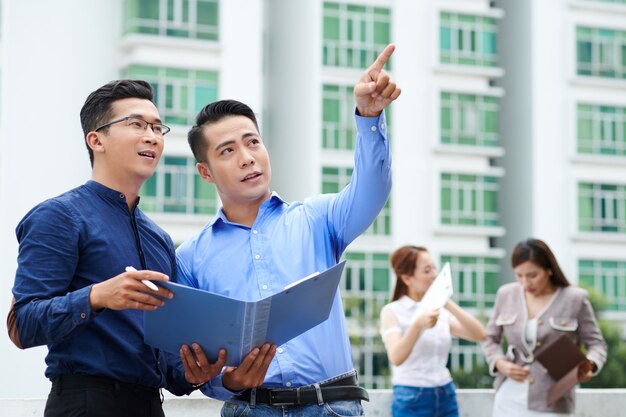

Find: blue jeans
221;399;364;417
392;383;459;417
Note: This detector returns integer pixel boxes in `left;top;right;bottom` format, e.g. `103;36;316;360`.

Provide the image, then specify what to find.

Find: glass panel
340;250;391;388
322;2;391;68
140;155;219;215
125;0;219;40
439;12;498;67
576;26;626;79
441;173;499;227
123;65;218;126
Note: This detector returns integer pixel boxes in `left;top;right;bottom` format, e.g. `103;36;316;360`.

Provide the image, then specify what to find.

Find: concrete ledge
3;389;626;416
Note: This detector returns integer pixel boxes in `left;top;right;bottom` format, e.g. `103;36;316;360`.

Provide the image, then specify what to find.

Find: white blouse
380;295;453;387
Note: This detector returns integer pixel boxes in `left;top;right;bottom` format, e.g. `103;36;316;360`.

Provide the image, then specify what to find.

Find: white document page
411;262;453;321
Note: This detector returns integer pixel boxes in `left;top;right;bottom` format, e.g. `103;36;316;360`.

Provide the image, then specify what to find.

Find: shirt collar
398;295;419;309
85;180;133;207
208;191;285;227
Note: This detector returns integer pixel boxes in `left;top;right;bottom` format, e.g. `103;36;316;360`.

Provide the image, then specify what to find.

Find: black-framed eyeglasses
94;116;171;137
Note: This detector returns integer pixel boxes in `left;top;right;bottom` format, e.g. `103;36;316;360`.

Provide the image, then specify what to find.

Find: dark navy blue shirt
12;180;192;395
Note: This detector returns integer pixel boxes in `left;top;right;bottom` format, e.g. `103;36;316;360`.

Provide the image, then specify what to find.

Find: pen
125;266;159;291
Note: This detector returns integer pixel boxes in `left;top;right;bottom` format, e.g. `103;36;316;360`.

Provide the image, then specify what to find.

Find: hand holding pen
88;266;173;311
126;266;159;291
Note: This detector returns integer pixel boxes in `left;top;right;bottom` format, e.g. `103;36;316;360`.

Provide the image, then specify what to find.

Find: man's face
94;98;164;183
197;115;271;209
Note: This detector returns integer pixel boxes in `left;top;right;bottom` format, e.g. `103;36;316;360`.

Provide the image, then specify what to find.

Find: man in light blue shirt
176;44;400;416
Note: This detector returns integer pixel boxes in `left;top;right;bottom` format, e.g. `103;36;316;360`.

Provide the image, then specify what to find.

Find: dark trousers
44;374;164;417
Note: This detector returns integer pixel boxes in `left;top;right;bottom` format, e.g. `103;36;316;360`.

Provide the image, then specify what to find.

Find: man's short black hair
188;99;259;163
80;80;154;166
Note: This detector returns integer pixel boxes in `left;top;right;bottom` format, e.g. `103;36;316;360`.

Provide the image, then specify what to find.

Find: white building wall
0;0;123;400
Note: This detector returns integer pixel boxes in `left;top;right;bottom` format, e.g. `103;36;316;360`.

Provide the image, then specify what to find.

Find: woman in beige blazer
481;238;607;416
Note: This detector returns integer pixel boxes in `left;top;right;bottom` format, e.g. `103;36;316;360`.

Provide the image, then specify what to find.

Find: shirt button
537;319;543;325
254;254;260;260
370;125;377;132
536;341;541;348
560;320;567;325
262;284;268;290
380;122;386;130
277;348;284;354
286;382;292;387
80;312;87;319
529;377;535;384
252;230;258;234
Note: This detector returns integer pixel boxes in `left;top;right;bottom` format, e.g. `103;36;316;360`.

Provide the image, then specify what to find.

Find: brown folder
534;333;587;405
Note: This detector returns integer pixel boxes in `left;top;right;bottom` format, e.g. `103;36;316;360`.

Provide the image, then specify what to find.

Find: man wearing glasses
7;80;273;417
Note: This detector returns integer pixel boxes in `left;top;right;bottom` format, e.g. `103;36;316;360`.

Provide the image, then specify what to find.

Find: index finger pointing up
369;43;396;73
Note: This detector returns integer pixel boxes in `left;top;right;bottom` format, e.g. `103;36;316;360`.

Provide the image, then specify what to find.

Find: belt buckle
268;388;296;406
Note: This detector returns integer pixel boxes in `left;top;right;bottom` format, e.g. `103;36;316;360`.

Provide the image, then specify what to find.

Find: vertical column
391;0;433;245
263;0;321;202
0;0;122;399
219;0;264;111
494;0;534;265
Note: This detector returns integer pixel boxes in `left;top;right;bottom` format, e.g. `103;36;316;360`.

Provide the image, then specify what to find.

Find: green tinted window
440;92;499;147
578;182;626;233
123;65;218;126
140;156;219;215
577;103;626;156
577;26;626;79
439;12;497;67
322;166;391;235
441;173;500;226
124;0;219;41
579;258;626;311
322;2;391;68
341;250;391;388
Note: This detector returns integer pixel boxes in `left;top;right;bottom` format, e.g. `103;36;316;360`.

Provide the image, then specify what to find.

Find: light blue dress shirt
176;111;391;400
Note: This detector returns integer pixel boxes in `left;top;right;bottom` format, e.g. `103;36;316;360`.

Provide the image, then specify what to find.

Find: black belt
236;374;369;406
52;374;160;400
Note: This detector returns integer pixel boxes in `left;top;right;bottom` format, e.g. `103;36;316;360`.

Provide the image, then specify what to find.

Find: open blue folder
144;261;346;366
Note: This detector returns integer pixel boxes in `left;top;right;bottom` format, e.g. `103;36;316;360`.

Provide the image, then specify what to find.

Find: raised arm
447;299;487;342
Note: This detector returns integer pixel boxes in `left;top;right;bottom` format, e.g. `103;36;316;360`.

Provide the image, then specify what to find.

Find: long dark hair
511;238;570;287
390;245;429;301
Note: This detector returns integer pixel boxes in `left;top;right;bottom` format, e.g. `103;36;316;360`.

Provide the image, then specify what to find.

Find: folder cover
534;333;587;405
144;261;346;365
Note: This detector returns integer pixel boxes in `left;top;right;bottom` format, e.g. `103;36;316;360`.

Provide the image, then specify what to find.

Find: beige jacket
481;283;607;414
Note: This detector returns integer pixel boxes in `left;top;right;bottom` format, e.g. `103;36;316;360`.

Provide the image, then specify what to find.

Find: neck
406;291;425;302
92;169;142;211
220;192;272;226
221;201;262;227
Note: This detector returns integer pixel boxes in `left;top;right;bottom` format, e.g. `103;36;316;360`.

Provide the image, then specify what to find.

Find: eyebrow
127;113;163;124
214;132;259;152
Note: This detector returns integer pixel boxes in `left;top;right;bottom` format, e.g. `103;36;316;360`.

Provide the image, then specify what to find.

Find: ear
196;162;215;184
85;131;105;155
399;274;412;287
